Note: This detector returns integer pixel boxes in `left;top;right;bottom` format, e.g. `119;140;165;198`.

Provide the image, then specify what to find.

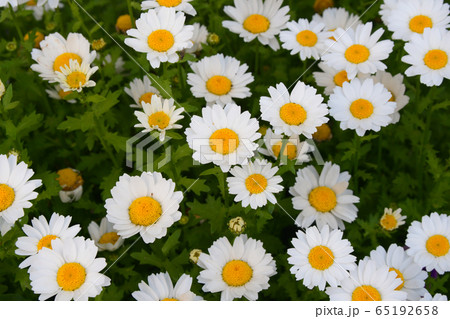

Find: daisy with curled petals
88;217;124;252
141;0;196;16
313;62;365;96
322;22;394;80
420;292;448;301
326;259;407;301
372;71;409;124
134;95;184;141
222;0;290;51
227;159;283;209
380;207;406;231
187;54;254;106
28;237;110;301
125;76;161;109
289;161;359;230
312;7;362;33
405;212;450;274
15;212;81;268
328;78;396;137
288;225;356;291
259;128;312;164
260;81;329;138
105;171;183;244
31;32;97;82
385;0;450;42
369;244;428;301
185;103;260;172
279;18;328;60
55;59;98;93
402;28;450;87
185;23;208;54
0;154;42;236
124;8;194;69
197;234;276;301
133;272;202;301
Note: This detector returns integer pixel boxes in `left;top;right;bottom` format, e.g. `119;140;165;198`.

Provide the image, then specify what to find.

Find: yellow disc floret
24;31;45;48
116;14;132;32
37;235;58;251
209;128;240;155
389;267;405;290
157;0;182;7
345;44;370;64
0;184;15;212
308;245;334;270
98;232;120;245
222;260;253;287
423;49;448;70
312;123;332;142
280;102;307;126
296;30;318;47
66;71;87;89
426;234;450;257
53;53;82;72
161;298;179;301
380;214;398;231
139;92;156;105
206;75;232;96
409;15;433;34
272;142;297;160
350;99;374;119
243;14;270;34
352;285;382;301
147;30;175;52
148;111;171;130
333;70;348;87
245;174;268;194
57;262;86;291
308;186;337;213
129;196;163;226
56;168;83;191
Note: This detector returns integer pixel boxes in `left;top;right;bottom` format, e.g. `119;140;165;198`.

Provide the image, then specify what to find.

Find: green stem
93;115;119;167
177;63;185;91
9;4;24;41
126;0;135;28
255;44;260;75
222;172;229;207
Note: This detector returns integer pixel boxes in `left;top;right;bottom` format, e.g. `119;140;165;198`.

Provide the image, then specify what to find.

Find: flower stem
126;0;135;28
9;4;24;41
93;115;119;167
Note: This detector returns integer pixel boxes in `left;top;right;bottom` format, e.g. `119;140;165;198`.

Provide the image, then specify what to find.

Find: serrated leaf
130;250;163;268
161;229;181;255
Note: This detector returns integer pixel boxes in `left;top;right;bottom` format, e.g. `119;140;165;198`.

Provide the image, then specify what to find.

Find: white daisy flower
405;212;450;274
380;207;406;231
312;7;362;33
379;0;399;25
313;62;367;96
260;81;329;138
328;78;396;136
15;212;81;268
88;217;124;252
133;272;202;301
402;28;450;87
35;0;60;10
134;95;184;141
185;23;208;54
30;32;97;82
141;0;196;16
227;159;283;209
322;22;394;79
187;54;254;106
259;128;312;164
28;237;110;301
105;171;183;244
185;103;261;172
368;244;428;300
55;59;98;93
279;18;327;60
0;154;42;236
45;84;76;104
385;0;450;42
102;54;126;74
289;161;359;230
21;0;62;20
56;168;83;203
197;234;276;301
420;292;448;301
325;259;408;301
0;0;18;7
288;225;356;291
124;76;161;109
371;71;409;124
222;0;290;51
124;8;194;69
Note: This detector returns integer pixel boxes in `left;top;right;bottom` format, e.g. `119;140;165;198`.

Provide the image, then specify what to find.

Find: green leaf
130;250;163;268
161;229;181;255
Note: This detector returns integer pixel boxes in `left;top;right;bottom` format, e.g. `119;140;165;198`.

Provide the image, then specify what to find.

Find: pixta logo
126;132;172;172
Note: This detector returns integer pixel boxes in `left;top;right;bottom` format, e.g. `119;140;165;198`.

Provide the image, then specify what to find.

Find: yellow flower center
157;0;182;6
345;44;370;64
296;30;318;47
209;128;239;155
272;141;297;160
129;196;163;226
206;75;232;96
57;262;86;291
313;0;334;13
139;92;156;105
409;15;433;34
245;174;268;194
116;14;132;32
37;235;58;251
308;186;337;213
380;214;398;231
243;14;270;34
161;298;179;301
58;89;71;99
350;99;374;119
66;71;87;89
98;232;120;245
388;90;396;102
53;53;82;72
0;184;15;212
389;267;405;290
24;31;45;48
279;102;307;126
147;29;175;52
308;245;334;270
148;111;171;130
312;123;332;142
352;285;382;301
222;260;253;287
26;0;37;5
56;168;83;191
426;234;450;257
423;49;448;70
333;70;348;87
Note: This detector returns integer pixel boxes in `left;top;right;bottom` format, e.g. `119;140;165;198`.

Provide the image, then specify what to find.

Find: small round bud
228;216;246;235
92;38;107;51
207;33;220;45
189;249;202;264
6;41;17;52
116;14;132;33
45;22;57;31
179;215;189;225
